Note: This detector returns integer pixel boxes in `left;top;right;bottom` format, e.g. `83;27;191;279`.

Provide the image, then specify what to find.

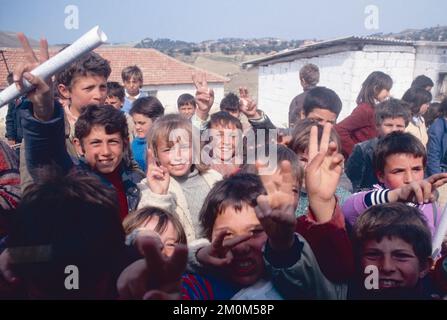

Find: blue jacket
427;117;447;175
345;138;379;192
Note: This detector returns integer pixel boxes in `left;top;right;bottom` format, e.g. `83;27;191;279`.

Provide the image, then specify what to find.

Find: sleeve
335;106;370;158
5;102;16;140
248;110;277;130
0;142;21;210
136;179;177;213
426;119;444;176
345;144;364;192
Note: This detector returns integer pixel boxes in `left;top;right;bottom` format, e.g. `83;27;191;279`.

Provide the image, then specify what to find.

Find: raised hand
117;236;188;300
389;173;447;204
196;229;252;267
13;33;53;121
255;161;298;251
239;87;258;119
146;148;170;195
192;72;214;120
305;123;344;223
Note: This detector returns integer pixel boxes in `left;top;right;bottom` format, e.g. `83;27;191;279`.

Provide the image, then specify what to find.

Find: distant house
242;36;447;127
0;47;228;114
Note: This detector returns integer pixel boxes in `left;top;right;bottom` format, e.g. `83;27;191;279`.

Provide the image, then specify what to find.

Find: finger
147;148;157;166
238;87;244;97
421;181;432;203
278;160;294;186
212;229;229;252
203;254;232;267
426;173;447;186
165;245;188;279
432;177;447;189
17;32;38;63
320;123;332;154
138;237;165;277
13;62;26;92
411;182;424;204
23;72;49;92
308;126;318;161
222;233;252;250
39;38;49;63
143;290;175;300
192;72;200;89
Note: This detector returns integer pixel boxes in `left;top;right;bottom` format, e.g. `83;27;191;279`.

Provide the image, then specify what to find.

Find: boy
346;99;411;192
342;131;447;235
121;65;147;113
177;93;196;119
106;81;135;142
300;86;342;125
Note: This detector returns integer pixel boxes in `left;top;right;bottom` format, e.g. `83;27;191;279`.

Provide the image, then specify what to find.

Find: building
242;36;447;127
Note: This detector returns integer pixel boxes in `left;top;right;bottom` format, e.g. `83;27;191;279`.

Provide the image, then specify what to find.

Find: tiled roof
0;46;228;89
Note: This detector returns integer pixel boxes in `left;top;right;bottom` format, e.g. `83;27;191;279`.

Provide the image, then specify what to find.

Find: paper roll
432;202;447;258
0;26;108;107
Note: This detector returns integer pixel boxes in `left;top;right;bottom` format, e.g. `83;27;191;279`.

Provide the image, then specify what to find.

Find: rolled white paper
0;26;108;107
432;202;447;258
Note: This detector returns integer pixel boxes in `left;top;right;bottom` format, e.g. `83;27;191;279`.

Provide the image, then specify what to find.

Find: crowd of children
0;32;447;300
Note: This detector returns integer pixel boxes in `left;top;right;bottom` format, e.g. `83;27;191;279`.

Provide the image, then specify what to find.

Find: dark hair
199;173;265;239
411;75;434;90
207;111;243;131
300;63;320;88
123;207;187;245
7;168;125;298
220;92;240;113
374;98;411;127
401;87;432;116
6;72;13;85
56;52;111;88
356;71;393;106
373;131;426;175
424;102;442;127
121;65;143;83
353;202;432;265
106;82;125;102
75;104;129;145
437;98;447;119
303;86;342;118
177;93;197;109
129;96;165;120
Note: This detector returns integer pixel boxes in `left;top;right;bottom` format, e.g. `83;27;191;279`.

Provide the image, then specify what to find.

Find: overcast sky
1;0;446;44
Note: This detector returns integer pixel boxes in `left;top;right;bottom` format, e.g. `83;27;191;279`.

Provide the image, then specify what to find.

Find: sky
0;0;446;44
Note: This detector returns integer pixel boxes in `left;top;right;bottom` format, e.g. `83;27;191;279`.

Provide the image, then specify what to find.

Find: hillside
371;25;447;41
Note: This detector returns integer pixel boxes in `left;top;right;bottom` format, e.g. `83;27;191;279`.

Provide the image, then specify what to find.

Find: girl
402;87;432;147
335;71;393;158
137;114;222;242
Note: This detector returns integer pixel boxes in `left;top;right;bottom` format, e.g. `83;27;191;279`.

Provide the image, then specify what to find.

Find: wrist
308;196;336;224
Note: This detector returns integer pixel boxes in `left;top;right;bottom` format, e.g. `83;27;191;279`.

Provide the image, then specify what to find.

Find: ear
376;170;385;184
299;110;305;120
419;257;433;279
57;84;71;100
73;138;84;156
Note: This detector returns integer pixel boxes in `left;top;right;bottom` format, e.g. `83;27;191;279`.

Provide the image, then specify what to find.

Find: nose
403;169;414;184
93;86;106;103
379;255;396;275
100;143;112;156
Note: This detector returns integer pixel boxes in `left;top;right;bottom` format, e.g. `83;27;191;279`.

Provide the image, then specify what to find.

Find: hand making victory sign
192;72;214;121
146;148;170;195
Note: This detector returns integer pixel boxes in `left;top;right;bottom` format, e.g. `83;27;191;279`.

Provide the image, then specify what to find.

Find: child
346;98;410;192
177;93;197;119
123;207;186;257
129;97;165;173
427;98;447;176
342;131;447;235
137;114;222;242
299;86;342;125
106;81;135;142
411;75;434;92
402;87;432;147
121;65;147;113
336;71;393;158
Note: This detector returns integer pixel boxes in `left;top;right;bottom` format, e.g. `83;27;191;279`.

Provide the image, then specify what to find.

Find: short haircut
288;118;341;155
411;75;434;90
7;168;125;298
437;98;447;118
353;202;432;265
303;86;342;118
129;96;165;120
177;93;197;108
106;82;125;102
121;65;143;83
199;173;265;239
123;207;187;245
356;71;393;106
402;87;432;116
220;92;240;113
56;52;111;88
374;98;411;127
207;111;243;131
373;131;427;174
424;102;442;127
299;63;320;87
75;105;129;146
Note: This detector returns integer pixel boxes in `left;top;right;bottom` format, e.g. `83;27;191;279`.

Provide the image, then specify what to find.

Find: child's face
132;113;153;139
419;103;429;115
377;117;406;137
105;95;123;110
156;134;192;177
303;108;337;125
124;76;142;97
141;217;179;257
210;123;239;162
67;75;107;113
178;103;196;119
361;236;428;289
377;154;424;189
75;125;124;174
375;89;390;103
212;204;267;287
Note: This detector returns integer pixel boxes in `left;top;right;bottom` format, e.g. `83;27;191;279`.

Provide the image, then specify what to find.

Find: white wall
414;45;447;100
142;83;225;115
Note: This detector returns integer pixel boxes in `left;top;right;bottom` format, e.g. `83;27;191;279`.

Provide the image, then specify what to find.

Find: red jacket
335;103;378;159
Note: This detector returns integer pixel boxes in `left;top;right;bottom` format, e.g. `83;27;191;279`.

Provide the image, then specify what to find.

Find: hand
117;236;187;300
196;229;252;267
146;148;170;195
0;249;21;297
255;161;297;251
193;72;214;120
6;140;16;147
13;33;53;121
389;173;447;204
239;87;258;119
305;123;344;223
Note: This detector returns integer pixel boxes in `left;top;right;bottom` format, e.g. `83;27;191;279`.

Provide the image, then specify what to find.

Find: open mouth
232;259;257;276
379;279;401;288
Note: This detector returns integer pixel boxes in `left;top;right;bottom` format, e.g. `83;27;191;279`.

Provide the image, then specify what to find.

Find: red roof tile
0;46;228;89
